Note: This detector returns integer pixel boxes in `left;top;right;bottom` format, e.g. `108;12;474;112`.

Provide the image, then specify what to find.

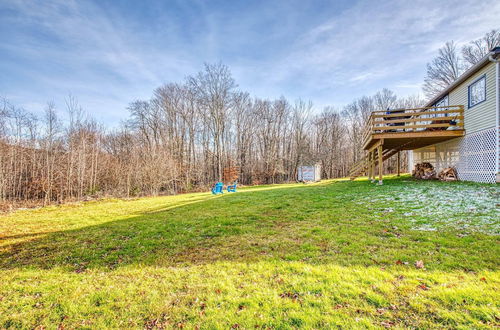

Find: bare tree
342;95;374;163
1;61;431;209
312;107;345;178
422;41;464;99
374;88;397;111
462;29;500;66
188;63;237;181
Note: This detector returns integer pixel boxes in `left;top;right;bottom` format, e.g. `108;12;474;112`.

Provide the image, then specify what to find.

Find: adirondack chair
227;180;237;192
211;182;224;195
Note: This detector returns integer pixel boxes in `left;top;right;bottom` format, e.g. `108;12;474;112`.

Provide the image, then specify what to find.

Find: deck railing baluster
350;105;465;180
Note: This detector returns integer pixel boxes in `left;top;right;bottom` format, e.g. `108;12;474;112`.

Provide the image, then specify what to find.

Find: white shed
298;164;321;182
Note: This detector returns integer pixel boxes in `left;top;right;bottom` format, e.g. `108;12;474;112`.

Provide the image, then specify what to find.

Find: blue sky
1;0;499;125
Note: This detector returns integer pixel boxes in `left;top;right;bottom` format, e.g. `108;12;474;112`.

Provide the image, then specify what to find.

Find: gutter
489;53;500;181
426;47;500;107
497;61;499;181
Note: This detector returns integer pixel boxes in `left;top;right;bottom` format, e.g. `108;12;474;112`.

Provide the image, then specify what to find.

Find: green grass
1;175;499;328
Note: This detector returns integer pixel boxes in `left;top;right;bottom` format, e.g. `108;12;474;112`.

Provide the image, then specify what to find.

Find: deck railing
362;105;464;147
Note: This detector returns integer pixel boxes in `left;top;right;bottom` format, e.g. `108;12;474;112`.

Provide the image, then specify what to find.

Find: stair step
349;148;400;179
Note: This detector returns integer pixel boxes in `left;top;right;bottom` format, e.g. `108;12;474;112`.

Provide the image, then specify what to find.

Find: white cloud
1;0;204;122
1;0;499;122
248;0;500;99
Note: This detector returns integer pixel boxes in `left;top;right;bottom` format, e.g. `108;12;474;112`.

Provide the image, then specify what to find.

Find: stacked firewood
438;167;458;181
412;162;436;180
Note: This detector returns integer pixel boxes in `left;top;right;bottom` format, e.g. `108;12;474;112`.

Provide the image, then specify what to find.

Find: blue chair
211;182;224;195
227;181;237;192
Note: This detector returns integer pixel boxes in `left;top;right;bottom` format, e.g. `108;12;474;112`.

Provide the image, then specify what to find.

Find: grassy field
1;175;499;329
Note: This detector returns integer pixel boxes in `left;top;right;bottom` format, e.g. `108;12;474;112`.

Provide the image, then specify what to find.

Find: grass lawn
1;175;499;329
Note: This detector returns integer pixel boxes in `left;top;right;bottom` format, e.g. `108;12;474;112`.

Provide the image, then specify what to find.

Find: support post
367;152;372;180
378;145;383;185
397;151;401;177
366;153;370;177
370;151;375;183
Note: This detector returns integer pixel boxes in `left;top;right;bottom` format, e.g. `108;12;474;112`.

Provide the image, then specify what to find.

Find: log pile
438;167;458;181
412;162;436;180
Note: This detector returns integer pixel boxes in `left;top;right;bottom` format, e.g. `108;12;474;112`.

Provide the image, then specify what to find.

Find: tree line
2;29;497;208
0;63;423;207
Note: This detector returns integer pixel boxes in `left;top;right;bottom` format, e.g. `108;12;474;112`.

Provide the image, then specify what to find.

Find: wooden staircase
349;148;399;180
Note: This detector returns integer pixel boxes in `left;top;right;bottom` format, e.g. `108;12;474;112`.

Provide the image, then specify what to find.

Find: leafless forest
2;29;498;208
0;63;425;208
1;24;497;208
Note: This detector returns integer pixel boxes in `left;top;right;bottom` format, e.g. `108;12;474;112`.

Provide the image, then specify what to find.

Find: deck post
370;151;375;183
377;145;383;185
363;154;368;176
367;152;372;180
397;151;401;177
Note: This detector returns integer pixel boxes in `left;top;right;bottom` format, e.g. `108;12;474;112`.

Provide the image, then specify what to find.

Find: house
349;46;500;184
410;46;500;183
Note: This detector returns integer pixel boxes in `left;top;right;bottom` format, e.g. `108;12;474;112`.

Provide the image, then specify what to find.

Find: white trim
496;62;499;178
426;48;500;108
467;74;487;109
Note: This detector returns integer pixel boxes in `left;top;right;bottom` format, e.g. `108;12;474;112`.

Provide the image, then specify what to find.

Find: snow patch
361;182;499;235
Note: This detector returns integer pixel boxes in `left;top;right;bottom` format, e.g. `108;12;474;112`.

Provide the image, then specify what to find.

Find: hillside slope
1;176;499;328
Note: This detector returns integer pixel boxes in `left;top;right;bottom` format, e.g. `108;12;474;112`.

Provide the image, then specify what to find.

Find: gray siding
449;62;496;133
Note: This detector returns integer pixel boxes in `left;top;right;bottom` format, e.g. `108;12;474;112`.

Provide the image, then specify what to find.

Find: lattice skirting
412;127;498;184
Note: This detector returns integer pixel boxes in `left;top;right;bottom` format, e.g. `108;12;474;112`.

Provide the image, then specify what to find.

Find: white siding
298;165;321;182
449;62;496;133
410;61;498;183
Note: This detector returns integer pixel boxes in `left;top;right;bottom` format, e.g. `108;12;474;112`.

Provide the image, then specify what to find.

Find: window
433;95;449;118
434;95;449;107
468;75;486;108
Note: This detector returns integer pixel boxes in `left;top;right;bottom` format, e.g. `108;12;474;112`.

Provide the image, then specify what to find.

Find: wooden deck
363;105;464;150
350;105;465;183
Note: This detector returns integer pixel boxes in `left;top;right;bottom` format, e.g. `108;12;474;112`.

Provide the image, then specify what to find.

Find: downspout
489;54;500;182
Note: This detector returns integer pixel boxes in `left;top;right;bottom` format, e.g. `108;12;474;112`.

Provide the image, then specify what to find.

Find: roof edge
425;47;500;107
